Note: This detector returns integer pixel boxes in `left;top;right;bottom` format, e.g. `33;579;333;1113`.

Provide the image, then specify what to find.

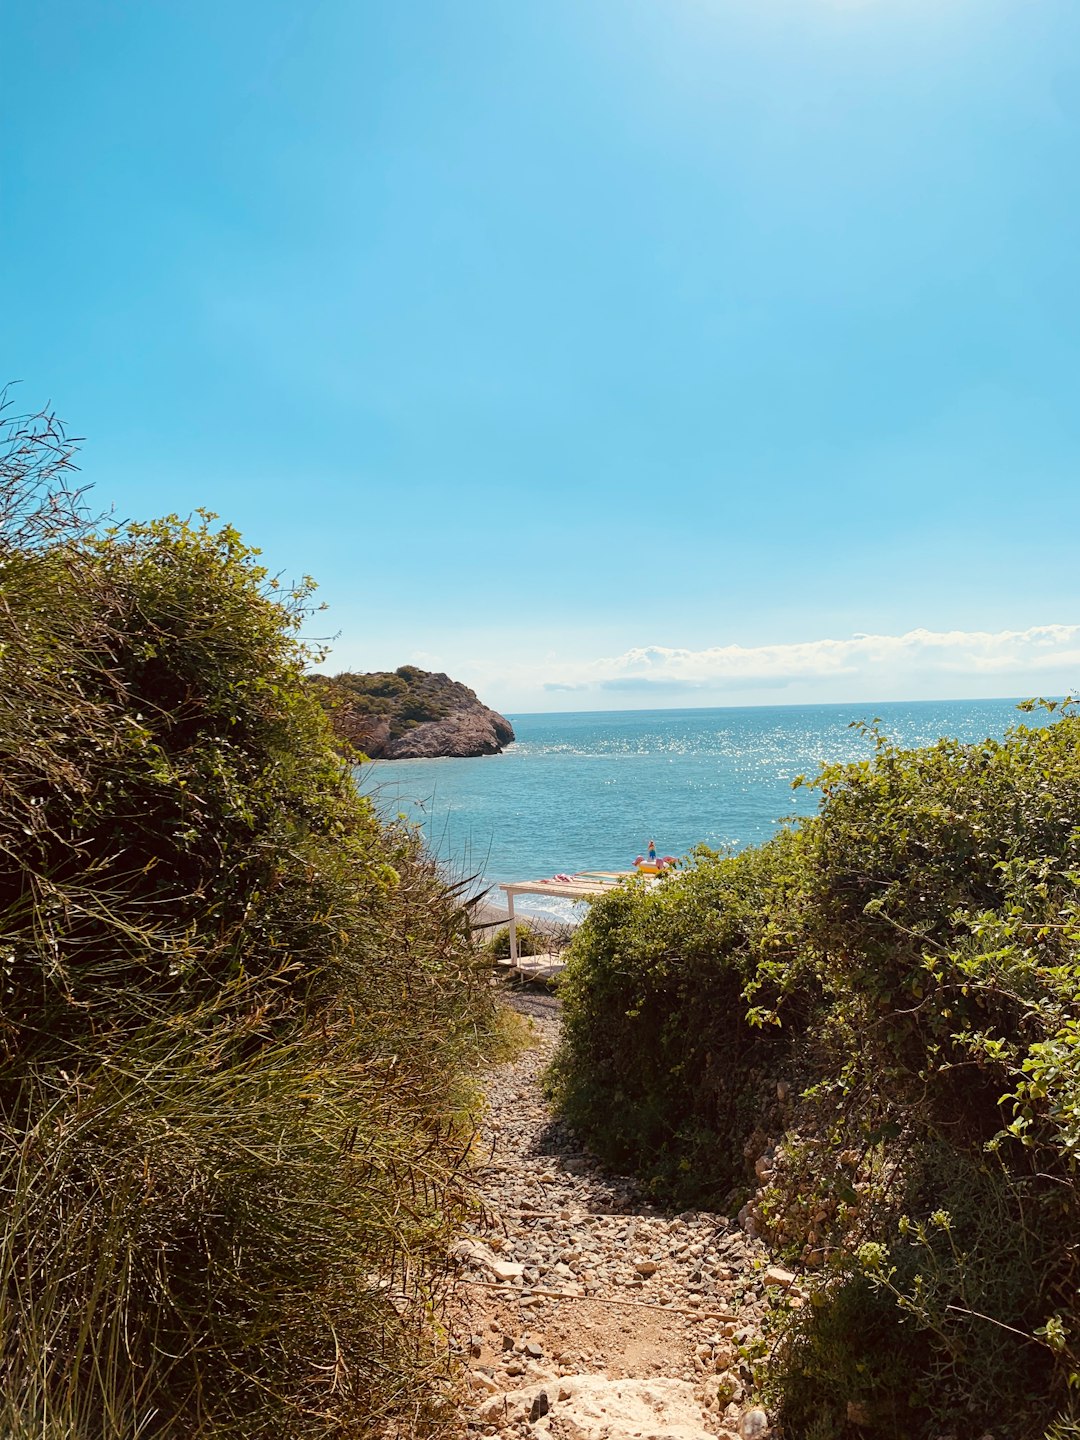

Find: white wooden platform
497;871;635;965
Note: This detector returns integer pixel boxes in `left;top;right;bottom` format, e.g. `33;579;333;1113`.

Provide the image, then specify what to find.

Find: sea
361;697;1049;922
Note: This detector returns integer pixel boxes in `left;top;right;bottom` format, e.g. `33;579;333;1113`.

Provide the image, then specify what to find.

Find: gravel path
450;990;784;1439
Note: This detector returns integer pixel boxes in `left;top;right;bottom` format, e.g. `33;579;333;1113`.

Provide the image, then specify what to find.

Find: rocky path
449;990;781;1440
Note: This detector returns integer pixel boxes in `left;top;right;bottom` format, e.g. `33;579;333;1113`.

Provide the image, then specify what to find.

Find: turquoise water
362;698;1046;919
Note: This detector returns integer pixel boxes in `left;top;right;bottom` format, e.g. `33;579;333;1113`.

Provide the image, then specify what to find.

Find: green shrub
774;714;1080;1437
0;403;495;1437
764;1143;1061;1437
552;710;1080;1436
549;832;817;1205
486;919;545;960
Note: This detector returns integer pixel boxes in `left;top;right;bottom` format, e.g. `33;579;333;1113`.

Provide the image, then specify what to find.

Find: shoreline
468;897;575;940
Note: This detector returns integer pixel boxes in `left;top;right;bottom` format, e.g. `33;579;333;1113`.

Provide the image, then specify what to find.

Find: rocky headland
311;665;514;759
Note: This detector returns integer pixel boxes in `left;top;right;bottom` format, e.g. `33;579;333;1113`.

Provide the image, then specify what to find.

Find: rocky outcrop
383;700;513;759
312;666;514;760
344;714;391;756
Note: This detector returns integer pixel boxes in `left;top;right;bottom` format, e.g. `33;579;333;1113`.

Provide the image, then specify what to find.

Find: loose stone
451;989;772;1438
763;1266;796;1288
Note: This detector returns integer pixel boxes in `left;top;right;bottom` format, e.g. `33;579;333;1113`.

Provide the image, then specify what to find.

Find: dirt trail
450;990;780;1440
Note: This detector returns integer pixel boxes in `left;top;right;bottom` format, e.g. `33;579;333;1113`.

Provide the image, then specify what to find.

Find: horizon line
499;693;1067;720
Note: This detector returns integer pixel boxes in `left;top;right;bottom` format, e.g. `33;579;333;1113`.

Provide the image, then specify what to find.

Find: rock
738;1409;770;1438
634;1259;659;1276
763;1266;796;1288
384;705;512;757
716;1371;742;1405
550;1375;714;1440
525;1341;544;1359
529;1390;550;1422
474;1390;531;1425
345;714;390;755
451;1238;486;1264
489;1260;525;1282
470;1370;501;1393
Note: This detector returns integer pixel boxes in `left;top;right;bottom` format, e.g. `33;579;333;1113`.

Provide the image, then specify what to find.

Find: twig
457;1279;736;1321
944;1304;1035;1342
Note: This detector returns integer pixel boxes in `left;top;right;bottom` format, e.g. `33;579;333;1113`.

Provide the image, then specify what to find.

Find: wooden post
506;890;518;965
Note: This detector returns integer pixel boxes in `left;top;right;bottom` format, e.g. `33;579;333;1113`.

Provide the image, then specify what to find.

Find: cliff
311;666;514;759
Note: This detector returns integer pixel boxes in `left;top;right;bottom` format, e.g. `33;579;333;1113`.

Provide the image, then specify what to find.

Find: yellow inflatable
633;840;676;876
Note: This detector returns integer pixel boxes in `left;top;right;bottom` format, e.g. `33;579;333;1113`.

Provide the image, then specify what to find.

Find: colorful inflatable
633;840;677;875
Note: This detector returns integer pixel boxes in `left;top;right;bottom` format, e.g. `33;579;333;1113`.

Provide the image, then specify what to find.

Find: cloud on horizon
598;676;697;692
541;624;1080;695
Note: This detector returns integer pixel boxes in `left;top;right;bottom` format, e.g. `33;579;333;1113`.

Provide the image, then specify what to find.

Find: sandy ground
467;899;572;939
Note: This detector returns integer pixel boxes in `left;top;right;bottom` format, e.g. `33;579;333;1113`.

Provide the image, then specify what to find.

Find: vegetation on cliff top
312;666;452;738
0;397;497;1438
551;707;1080;1439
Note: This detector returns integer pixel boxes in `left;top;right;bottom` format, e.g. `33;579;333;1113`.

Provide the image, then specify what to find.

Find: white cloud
547;625;1080;691
452;623;1080;710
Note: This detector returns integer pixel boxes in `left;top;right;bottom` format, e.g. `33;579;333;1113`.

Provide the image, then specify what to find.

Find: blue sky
5;0;1079;710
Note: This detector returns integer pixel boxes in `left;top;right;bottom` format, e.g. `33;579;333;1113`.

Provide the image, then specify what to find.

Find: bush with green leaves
0;399;496;1438
552;709;1080;1437
549;832;816;1205
485;919;546;961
